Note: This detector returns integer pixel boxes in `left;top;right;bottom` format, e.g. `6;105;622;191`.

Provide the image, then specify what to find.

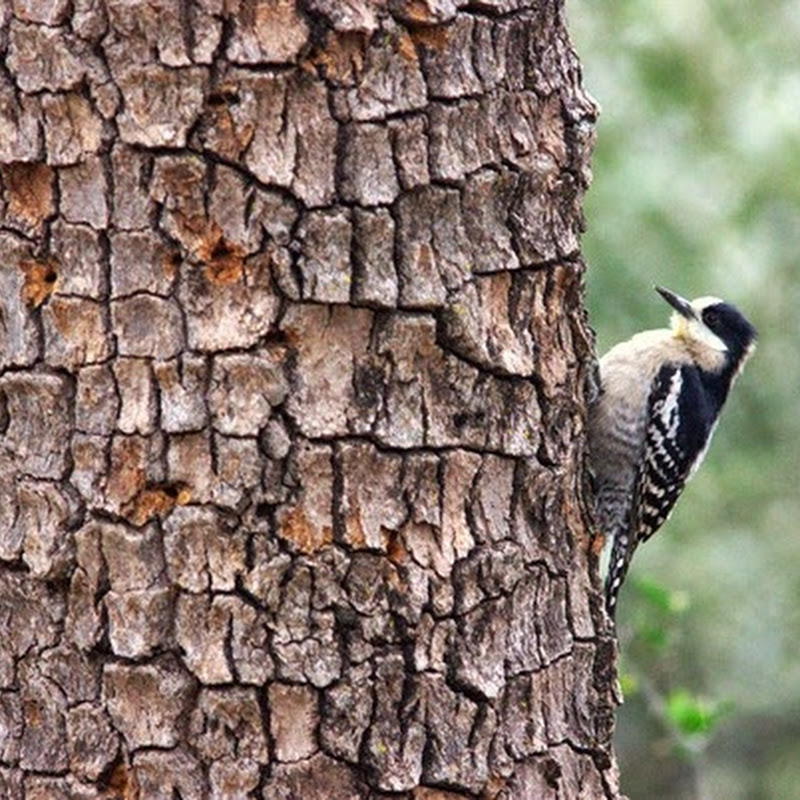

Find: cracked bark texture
0;1;621;798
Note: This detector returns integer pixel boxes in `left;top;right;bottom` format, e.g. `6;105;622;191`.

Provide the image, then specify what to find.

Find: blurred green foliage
570;0;800;797
665;689;732;740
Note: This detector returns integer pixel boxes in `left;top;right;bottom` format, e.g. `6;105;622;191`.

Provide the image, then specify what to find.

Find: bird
588;286;757;619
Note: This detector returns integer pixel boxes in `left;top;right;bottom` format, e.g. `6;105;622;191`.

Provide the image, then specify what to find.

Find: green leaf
619;671;639;696
665;689;733;736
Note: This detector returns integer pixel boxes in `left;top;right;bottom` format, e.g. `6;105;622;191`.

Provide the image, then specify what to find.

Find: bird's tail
605;528;633;620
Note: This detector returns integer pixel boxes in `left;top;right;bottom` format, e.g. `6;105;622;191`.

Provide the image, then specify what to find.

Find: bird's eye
703;308;722;329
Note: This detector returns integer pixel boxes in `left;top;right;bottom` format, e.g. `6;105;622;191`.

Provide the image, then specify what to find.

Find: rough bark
0;1;620;798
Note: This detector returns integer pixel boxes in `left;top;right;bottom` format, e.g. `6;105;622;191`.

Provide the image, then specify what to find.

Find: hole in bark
211;237;231;259
254;502;271;519
452;410;485;429
96;757;134;795
207;89;240;106
541;757;562;788
352;364;383;409
333;602;359;629
263;329;289;346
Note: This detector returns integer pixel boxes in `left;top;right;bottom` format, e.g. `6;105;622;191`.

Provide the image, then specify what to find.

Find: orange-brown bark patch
23;699;41;727
344;500;367;549
123;483;191;526
306;30;367;82
482;775;509;799
416;242;434;273
385;529;407;565
591;531;606;557
395;29;418;62
106;438;149;510
2;162;54;229
163;250;183;282
196;224;246;285
279;507;333;554
50;296;91;337
271;322;301;349
103;760;139;800
19;257;58;307
409;22;451;51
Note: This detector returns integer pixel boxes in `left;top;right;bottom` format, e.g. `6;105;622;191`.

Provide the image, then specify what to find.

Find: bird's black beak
655;286;696;320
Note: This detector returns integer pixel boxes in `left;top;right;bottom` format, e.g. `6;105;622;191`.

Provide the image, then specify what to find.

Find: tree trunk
0;1;621;798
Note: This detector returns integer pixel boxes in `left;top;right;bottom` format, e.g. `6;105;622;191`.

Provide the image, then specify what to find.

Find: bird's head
656;286;757;371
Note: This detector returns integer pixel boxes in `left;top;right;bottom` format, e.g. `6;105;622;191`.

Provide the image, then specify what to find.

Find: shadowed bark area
0;1;621;798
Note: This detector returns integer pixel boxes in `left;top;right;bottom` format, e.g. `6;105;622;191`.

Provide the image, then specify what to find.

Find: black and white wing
633;363;717;544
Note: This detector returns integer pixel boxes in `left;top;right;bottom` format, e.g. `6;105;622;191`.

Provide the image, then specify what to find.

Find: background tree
0;1;620;797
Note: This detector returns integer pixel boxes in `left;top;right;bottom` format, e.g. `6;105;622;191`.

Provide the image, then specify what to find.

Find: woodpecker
588;286;757;619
